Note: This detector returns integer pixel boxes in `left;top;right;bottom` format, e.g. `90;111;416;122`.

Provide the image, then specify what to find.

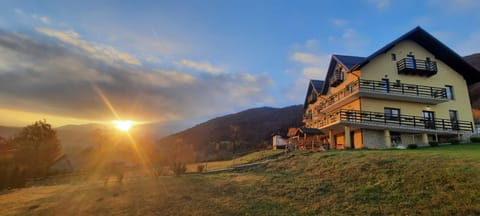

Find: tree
13;120;62;176
230;124;239;166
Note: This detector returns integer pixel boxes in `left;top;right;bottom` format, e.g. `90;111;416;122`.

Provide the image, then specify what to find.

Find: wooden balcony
318;79;449;113
319;110;473;133
396;58;437;77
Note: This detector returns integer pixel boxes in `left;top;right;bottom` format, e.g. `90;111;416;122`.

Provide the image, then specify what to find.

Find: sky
0;0;479;131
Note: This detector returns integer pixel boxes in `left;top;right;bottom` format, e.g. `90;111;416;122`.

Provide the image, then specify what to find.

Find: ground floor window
391;132;401;146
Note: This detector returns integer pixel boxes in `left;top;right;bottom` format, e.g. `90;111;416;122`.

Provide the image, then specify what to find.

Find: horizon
1;1;479;130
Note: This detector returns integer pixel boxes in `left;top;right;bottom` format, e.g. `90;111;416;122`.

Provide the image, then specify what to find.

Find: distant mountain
157;105;304;161
465;53;480;110
0;126;20;138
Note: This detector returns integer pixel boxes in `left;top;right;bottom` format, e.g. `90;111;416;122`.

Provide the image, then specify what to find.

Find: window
391;53;396;61
445;85;454;100
406;55;416;69
423;111;435;129
449;110;459;130
384;108;400;120
381;79;390;93
307;110;313;120
391;132;401;146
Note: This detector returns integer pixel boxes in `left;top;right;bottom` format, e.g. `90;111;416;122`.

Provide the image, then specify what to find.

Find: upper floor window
391;53;397;61
445;85;454;100
384;107;400;120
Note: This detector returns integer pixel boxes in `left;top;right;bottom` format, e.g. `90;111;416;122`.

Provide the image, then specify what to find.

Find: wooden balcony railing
358;79;447;98
396;58;437;77
317;79;448;111
335;110;473;132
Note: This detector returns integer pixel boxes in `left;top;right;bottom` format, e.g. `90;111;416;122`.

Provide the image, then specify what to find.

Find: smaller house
49;154;73;174
287;127;326;150
272;134;288;150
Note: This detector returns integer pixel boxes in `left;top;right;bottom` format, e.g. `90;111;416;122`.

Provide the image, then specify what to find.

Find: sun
113;120;134;132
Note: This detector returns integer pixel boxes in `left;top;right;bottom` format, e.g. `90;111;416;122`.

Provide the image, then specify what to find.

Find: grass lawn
0;144;479;215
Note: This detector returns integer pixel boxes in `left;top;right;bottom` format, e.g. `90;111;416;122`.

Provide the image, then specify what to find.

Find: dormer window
330;65;344;87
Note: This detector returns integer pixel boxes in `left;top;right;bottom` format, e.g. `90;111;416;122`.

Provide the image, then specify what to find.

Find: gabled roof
303;80;324;109
311;80;324;92
334;55;366;70
299;127;324;135
287;127;324;137
320;55;365;94
351;26;480;84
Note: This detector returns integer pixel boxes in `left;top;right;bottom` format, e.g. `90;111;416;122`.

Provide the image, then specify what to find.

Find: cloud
302;67;327;79
0;30;273;125
291;52;327;65
177;59;224;75
14;8;52;25
31;14;51;24
327;28;369;53
367;0;390;10
331;19;348;27
36;28;141;66
286;40;331;101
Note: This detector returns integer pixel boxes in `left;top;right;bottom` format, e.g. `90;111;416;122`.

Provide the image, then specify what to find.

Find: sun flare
113;120;134;132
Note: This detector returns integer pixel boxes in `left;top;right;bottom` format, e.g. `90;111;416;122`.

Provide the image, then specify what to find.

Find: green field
1;144;479;215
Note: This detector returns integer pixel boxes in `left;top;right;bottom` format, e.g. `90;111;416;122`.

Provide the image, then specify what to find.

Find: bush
170;162;186;176
429;141;439;147
470;136;480;143
197;164;205;173
407;144;418;149
449;139;460;145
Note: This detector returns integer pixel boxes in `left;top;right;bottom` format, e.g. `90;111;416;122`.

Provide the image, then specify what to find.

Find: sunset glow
113;120;134;132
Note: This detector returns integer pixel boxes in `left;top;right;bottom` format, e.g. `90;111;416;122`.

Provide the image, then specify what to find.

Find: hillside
1;144;479;215
157;105;304;161
465;53;480;110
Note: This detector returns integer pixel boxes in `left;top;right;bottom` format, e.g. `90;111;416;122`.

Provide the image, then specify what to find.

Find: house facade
303;27;479;149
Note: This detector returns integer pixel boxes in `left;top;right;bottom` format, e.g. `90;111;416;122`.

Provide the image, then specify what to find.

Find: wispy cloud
177;59;224;75
291;52;327;65
331;18;348;27
31;14;51;24
367;0;390;10
327;28;369;53
36;28;141;66
14;8;52;25
286;41;331;101
0;30;273;125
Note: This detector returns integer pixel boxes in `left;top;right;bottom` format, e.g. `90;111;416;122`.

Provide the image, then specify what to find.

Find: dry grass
186;150;284;172
0;145;479;215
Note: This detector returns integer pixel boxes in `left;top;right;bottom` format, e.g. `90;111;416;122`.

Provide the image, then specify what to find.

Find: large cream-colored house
303;27;479;149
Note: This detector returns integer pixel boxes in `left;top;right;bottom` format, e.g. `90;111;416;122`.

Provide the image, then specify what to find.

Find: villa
303;27;480;149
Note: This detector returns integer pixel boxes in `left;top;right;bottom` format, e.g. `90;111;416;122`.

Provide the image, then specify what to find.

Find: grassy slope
0;144;479;215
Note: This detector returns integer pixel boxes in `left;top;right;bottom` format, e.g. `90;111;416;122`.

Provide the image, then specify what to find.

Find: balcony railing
328;110;474;132
358;79;447;98
397;58;437;77
317;79;448;111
